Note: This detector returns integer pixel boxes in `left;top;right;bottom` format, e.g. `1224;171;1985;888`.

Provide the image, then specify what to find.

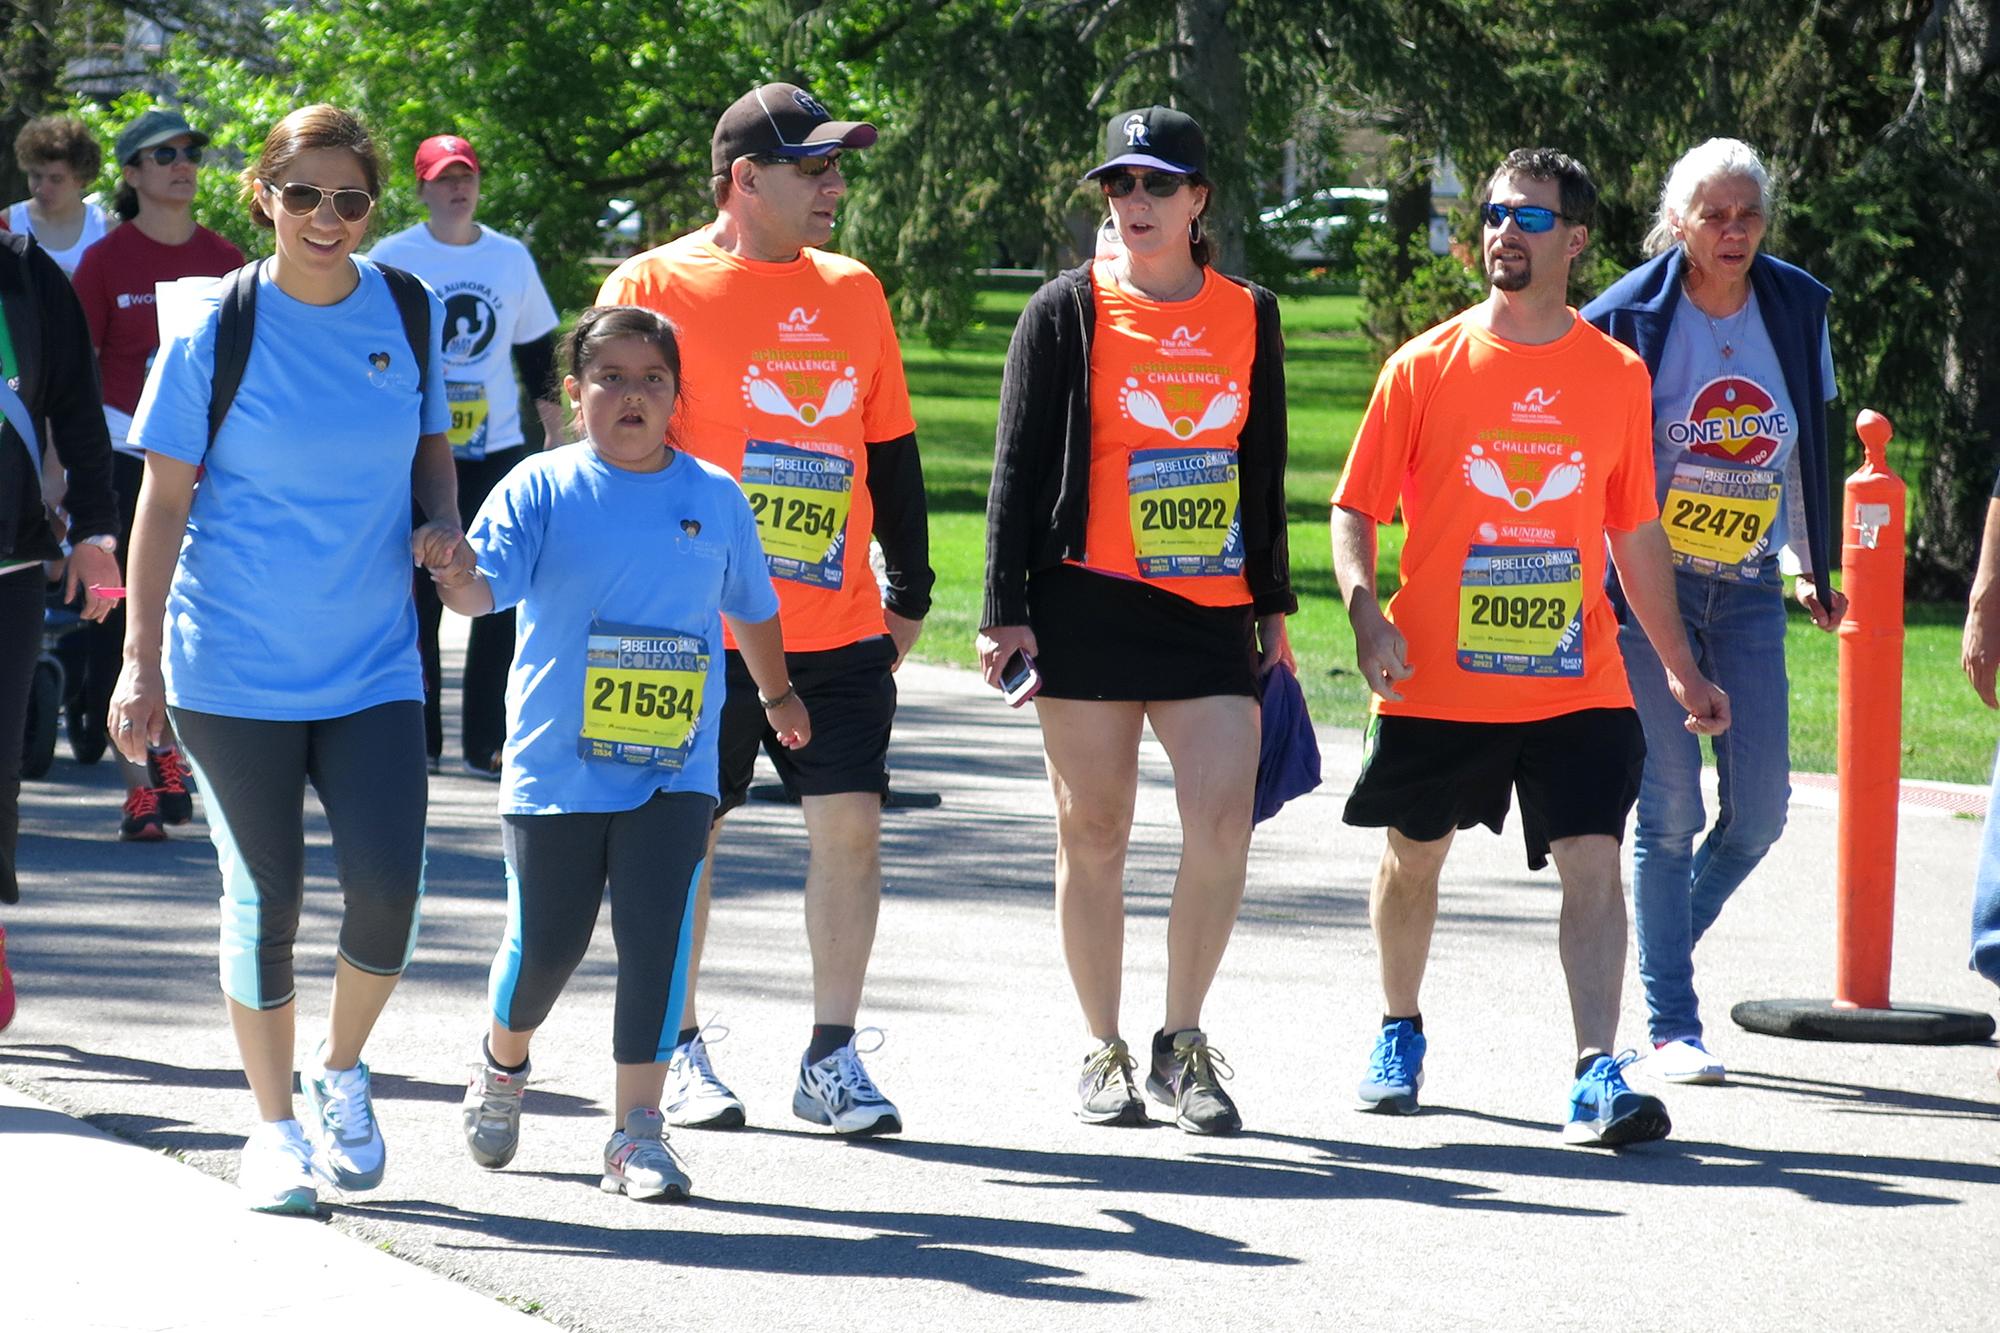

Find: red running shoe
149;746;194;825
0;924;15;1034
119;784;166;842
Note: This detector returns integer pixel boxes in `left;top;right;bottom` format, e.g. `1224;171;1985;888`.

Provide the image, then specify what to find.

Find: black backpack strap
207;259;262;448
372;262;432;386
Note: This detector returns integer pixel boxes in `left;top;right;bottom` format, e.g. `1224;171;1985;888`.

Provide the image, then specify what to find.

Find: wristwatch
77;534;118;554
758;684;797;710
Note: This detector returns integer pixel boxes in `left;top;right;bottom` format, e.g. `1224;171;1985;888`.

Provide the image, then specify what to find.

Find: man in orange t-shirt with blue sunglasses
1331;148;1728;1148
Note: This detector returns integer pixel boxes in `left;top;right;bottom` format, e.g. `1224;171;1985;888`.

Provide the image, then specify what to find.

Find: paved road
5;652;1997;1331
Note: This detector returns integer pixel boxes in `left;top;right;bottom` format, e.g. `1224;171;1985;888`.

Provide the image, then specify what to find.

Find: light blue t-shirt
1650;291;1836;572
470;444;780;815
132;258;449;719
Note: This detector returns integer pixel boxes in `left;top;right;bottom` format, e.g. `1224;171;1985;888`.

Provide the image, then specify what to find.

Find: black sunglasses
1480;203;1566;233
138;144;203;167
1101;170;1189;199
749;151;842;178
265;180;376;224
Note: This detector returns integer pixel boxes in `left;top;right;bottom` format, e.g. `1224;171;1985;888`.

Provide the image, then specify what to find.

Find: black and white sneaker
793;1028;902;1136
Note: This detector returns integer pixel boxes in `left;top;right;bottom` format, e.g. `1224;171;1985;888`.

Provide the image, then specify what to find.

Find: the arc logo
1124;114;1149;147
743;364;858;427
1159;324;1210;357
1119;376;1240;441
443;293;497;362
1462;443;1585;512
1667;376;1787;466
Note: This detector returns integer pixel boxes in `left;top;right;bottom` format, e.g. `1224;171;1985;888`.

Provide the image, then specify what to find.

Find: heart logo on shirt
681;519;701;537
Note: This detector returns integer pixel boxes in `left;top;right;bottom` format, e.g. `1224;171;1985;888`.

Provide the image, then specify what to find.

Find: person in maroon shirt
68;108;243;841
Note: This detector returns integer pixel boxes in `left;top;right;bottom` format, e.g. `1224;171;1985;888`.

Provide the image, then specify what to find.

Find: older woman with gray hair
1582;138;1843;1085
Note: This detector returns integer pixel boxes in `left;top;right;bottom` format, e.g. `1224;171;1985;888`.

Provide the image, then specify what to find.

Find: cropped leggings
170;701;427;1010
491;790;713;1065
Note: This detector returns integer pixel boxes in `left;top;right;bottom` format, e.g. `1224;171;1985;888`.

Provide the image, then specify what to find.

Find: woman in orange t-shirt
979;106;1296;1137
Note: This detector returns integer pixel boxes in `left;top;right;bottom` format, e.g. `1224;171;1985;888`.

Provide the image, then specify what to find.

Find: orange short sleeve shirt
1332;311;1658;723
597;234;917;651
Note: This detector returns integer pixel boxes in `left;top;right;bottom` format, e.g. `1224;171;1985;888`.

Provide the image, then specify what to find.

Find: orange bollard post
1832;409;1903;1010
1731;410;1994;1044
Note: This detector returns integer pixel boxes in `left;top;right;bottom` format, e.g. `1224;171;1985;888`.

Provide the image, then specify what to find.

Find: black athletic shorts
1027;563;1257;701
1342;707;1646;871
716;636;897;816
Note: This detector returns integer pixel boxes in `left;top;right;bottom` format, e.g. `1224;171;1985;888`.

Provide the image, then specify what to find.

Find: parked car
1257;187;1387;264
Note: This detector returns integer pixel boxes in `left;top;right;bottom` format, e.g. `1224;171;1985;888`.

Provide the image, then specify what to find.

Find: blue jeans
1973;745;2000;988
1618;569;1791;1044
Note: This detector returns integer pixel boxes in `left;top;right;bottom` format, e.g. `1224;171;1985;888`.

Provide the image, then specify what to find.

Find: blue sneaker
1564;1052;1672;1147
1356;1020;1426;1114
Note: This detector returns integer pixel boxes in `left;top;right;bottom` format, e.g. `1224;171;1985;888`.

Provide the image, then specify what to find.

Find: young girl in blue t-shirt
426;305;807;1201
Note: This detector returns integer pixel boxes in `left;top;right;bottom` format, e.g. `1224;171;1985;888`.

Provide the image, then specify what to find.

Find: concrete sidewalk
0;1080;546;1330
4;654;1997;1332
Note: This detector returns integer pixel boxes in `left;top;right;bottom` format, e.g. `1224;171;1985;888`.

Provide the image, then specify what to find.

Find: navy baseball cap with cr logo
1085;105;1206;179
711;83;877;173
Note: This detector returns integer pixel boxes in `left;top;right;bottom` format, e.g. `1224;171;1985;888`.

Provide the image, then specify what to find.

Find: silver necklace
1692;289;1751;364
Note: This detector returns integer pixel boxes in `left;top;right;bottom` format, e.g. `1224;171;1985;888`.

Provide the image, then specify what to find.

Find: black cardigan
982;262;1296;629
1;231;117;563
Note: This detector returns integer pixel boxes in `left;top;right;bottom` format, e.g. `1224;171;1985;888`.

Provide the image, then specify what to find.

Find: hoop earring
1189;214;1205;246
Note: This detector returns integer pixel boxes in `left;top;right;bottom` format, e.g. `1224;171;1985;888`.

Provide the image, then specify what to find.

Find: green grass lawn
902;286;1990;784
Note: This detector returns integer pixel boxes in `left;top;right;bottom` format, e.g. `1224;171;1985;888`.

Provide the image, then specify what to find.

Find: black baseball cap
711;83;877;174
1085;106;1206;179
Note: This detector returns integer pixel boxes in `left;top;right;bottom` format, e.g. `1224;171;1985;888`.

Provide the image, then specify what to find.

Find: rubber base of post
1731;999;1996;1045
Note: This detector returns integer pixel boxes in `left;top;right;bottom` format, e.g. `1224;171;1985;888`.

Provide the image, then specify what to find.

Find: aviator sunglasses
139;144;204;167
263;180;376;223
1480;202;1567;233
1100;170;1189;199
749;151;843;177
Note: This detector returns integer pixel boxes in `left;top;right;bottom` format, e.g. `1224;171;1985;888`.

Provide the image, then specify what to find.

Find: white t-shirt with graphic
1649;291;1835;578
369;223;559;460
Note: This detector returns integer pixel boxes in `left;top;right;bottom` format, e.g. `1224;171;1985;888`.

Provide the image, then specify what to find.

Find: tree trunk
0;0;67;206
1172;0;1247;274
1912;0;2000;591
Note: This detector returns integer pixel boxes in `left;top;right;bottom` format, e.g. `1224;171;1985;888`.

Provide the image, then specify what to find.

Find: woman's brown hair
241;104;382;229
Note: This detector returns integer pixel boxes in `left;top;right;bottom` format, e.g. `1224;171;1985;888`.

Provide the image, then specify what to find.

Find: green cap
115;109;209;166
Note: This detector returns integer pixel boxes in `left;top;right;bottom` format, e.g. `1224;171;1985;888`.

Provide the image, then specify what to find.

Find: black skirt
1026;564;1257;701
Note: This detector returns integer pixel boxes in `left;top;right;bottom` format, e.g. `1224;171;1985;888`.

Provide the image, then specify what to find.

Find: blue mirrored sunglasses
1480;203;1564;233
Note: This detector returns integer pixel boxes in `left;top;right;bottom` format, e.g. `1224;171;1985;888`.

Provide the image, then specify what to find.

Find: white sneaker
793;1028;902;1136
301;1045;386;1190
238;1119;318;1215
600;1108;691;1201
1648;1037;1726;1085
663;1026;746;1129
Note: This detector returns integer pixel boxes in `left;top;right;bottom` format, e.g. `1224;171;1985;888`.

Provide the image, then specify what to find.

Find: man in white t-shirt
371;134;564;776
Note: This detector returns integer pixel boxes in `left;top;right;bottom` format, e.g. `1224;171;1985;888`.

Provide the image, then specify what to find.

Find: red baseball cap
414;134;480;181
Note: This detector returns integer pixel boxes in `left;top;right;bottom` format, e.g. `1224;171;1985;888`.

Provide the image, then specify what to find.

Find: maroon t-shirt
70;223;245;414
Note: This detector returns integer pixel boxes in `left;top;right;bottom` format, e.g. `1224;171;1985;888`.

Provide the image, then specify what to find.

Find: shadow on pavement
342;1191;1289;1303
1726;1069;2000;1123
1239;1128;1999;1208
0;1043;601;1117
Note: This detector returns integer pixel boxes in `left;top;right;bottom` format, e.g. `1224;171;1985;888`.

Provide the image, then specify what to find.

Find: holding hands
412;520;472;585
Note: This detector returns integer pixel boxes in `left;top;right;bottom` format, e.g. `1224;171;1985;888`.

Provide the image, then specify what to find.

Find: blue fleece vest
1583;248;1835;591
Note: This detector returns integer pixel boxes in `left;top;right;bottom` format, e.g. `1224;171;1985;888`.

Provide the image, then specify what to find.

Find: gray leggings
170;701;427;1009
492;791;713;1064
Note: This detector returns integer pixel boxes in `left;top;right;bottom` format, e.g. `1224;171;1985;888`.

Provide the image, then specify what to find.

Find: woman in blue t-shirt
1583;138;1844;1085
109;104;460;1215
427;305;807;1202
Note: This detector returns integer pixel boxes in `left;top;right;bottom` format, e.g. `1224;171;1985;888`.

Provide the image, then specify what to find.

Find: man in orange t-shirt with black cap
597;82;930;1138
1331;148;1729;1149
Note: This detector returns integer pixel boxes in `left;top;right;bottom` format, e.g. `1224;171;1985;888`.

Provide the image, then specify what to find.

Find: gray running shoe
793;1028;902;1136
462;1055;529;1169
1145;1028;1242;1135
601;1107;691;1201
1077;1037;1147;1125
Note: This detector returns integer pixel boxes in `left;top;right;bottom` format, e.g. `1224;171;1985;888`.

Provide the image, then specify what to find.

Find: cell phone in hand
1000;649;1042;708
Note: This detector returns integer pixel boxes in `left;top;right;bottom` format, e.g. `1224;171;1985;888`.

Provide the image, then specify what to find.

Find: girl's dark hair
113;184;139;221
14;115;103;179
561;305;686;438
242;104;382;229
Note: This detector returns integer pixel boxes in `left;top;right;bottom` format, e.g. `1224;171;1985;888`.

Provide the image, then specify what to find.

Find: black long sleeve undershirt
865;432;933;621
